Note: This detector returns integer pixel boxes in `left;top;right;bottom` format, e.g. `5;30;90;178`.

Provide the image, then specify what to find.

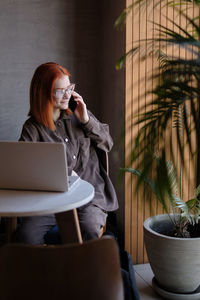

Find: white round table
0;179;94;244
0;179;94;216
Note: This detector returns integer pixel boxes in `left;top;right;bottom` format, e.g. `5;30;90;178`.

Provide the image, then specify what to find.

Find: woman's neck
53;109;61;121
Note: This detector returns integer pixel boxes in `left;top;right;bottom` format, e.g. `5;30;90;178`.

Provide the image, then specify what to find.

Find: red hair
29;62;70;130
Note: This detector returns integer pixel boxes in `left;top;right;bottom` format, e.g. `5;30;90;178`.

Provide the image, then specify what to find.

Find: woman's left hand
72;91;89;124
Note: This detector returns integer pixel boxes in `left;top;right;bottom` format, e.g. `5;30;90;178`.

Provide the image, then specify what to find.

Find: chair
0;236;124;300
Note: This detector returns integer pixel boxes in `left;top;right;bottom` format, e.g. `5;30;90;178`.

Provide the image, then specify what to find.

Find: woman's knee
78;205;107;241
15;227;43;245
14;215;56;245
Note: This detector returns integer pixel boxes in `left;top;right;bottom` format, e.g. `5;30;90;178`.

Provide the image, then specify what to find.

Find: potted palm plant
116;0;200;298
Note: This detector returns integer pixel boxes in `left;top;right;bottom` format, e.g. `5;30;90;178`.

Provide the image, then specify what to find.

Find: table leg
55;209;83;244
5;217;17;242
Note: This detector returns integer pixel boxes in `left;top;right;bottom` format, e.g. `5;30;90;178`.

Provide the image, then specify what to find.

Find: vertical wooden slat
130;0;139;263
143;0;154;263
149;0;158;222
136;0;144;264
125;0;134;257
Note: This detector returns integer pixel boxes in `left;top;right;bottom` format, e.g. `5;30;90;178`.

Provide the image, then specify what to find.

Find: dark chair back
0;237;124;300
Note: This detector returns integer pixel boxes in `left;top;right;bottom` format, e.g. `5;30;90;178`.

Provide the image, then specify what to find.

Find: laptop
0;141;80;192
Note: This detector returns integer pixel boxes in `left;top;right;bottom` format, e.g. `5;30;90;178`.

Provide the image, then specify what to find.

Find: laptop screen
0;141;69;192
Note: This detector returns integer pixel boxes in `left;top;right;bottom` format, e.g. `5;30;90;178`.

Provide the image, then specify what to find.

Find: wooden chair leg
99;224;106;238
55;209;83;244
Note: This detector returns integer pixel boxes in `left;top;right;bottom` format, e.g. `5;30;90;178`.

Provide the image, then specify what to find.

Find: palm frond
174;196;194;224
115;47;139;70
114;4;133;29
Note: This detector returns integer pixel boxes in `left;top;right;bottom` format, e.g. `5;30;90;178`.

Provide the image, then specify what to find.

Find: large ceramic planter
144;214;200;295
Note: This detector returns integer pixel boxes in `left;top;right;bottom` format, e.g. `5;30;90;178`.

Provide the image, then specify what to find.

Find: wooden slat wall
125;0;198;264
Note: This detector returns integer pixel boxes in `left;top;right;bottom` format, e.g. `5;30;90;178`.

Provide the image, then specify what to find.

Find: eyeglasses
53;83;75;98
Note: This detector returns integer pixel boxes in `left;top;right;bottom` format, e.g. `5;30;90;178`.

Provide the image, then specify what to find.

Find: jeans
15;204;107;245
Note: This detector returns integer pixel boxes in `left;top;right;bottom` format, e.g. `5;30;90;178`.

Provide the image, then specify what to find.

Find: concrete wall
0;0;125;245
100;1;125;245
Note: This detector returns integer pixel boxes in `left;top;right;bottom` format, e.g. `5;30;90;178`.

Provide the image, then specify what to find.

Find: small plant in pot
125;162;200;239
125;160;200;297
116;0;200;298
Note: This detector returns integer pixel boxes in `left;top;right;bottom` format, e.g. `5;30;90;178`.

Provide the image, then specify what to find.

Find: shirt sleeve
81;111;113;152
19;121;39;142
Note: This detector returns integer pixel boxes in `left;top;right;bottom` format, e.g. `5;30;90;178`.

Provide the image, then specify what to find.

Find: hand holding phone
68;95;77;112
69;92;89;124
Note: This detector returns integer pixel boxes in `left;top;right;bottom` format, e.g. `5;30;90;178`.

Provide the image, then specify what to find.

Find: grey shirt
19;110;118;211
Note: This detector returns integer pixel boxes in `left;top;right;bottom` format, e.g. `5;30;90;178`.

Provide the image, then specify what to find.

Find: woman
16;62;118;244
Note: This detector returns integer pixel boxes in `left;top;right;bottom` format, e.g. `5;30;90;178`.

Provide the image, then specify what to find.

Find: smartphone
68;95;77;112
